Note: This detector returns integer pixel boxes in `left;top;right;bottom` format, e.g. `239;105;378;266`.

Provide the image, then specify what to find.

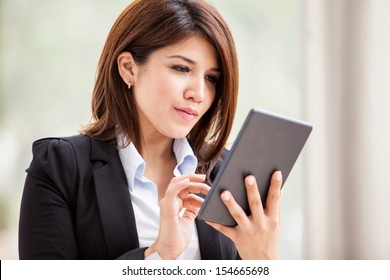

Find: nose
184;76;205;103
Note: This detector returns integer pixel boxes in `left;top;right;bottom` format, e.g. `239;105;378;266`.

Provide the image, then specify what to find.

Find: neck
139;127;174;161
141;137;174;164
139;132;177;200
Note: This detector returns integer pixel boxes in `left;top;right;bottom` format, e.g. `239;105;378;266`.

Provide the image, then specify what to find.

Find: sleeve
18;138;80;259
117;248;149;260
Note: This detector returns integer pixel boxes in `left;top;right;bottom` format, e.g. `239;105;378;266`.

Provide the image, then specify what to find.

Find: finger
220;190;251;228
166;177;190;193
182;207;197;221
182;200;203;220
167;176;208;198
245;175;263;221
265;171;282;218
172;173;206;184
180;195;205;221
182;194;205;209
178;182;210;198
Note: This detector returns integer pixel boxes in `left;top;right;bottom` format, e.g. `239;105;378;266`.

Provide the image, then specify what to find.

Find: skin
117;35;282;260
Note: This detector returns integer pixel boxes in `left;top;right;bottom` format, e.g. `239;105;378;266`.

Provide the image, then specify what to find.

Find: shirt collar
172;138;198;177
117;135;198;192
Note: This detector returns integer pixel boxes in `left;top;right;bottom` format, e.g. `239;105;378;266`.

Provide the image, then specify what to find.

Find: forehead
150;36;219;66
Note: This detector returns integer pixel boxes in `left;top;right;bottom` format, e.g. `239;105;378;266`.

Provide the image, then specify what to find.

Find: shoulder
32;134;91;152
23;135;93;204
31;135;86;165
28;134;118;174
27;135;94;178
209;148;230;182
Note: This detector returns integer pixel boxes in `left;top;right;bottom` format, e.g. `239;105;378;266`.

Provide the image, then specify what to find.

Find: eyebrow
167;55;221;72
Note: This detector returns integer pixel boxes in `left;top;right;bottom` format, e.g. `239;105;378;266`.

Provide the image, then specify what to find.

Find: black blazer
19;135;238;260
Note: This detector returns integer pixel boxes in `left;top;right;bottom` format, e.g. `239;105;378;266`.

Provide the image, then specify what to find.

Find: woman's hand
145;174;210;260
206;171;283;260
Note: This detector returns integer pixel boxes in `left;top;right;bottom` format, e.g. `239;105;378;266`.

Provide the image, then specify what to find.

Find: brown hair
82;0;239;176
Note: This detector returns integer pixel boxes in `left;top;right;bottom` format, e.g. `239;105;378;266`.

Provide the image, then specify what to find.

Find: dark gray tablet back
198;108;312;226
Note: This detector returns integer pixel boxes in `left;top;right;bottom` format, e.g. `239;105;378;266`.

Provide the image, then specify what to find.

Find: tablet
198;108;313;226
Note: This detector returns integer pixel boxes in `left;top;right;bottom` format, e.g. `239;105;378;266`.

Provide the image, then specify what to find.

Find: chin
161;122;196;139
167;128;192;139
171;132;190;139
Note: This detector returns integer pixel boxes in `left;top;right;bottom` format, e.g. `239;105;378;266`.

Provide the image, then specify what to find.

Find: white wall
303;0;390;259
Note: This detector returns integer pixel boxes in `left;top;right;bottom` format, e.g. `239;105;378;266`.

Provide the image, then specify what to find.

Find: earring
128;82;132;90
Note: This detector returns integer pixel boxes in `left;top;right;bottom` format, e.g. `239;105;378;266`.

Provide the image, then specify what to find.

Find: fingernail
246;176;255;185
221;191;230;201
274;171;282;181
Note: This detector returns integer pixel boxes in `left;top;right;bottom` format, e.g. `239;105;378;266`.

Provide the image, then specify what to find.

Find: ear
117;52;139;86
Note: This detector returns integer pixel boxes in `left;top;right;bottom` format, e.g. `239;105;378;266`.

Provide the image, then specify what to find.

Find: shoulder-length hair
82;0;239;176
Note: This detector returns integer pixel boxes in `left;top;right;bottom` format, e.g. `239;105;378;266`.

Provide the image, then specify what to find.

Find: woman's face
132;36;220;140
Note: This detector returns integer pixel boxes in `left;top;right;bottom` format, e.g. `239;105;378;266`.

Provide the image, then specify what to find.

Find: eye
205;74;219;85
172;65;190;73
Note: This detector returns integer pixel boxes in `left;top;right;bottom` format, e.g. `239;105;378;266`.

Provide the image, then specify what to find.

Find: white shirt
117;135;201;260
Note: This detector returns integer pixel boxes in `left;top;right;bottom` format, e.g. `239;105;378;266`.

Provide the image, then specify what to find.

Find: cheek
204;90;217;110
151;72;185;98
135;72;172;101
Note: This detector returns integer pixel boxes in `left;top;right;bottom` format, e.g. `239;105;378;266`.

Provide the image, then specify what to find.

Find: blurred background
0;0;389;259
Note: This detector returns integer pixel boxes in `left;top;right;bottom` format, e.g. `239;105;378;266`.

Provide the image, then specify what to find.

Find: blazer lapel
90;138;139;259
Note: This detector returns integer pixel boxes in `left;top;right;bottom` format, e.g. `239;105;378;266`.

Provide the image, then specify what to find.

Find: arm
19;138;80;259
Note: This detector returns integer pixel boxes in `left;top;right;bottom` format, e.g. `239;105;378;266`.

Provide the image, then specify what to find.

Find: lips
175;107;199;122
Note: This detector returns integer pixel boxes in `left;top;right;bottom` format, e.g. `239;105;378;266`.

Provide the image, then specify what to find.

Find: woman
19;0;282;260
